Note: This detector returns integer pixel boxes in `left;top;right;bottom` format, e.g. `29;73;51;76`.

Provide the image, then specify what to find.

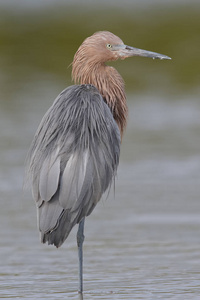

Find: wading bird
26;31;171;298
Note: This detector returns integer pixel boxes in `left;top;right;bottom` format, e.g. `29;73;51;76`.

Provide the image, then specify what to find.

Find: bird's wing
59;151;90;209
38;191;63;235
26;84;120;247
39;148;60;201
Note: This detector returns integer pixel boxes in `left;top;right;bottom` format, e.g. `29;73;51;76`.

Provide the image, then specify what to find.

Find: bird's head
74;31;171;65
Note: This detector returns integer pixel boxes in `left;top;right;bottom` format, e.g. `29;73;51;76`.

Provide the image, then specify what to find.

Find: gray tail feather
41;210;72;248
41;209;83;248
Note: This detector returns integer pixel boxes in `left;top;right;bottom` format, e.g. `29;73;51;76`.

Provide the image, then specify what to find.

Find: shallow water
0;85;200;299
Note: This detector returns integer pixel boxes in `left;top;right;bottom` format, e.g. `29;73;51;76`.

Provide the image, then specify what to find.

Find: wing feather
59;151;89;209
26;84;121;247
39;149;60;201
38;194;63;234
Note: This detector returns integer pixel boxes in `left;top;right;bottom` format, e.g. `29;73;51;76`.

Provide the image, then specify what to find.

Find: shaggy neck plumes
72;52;127;136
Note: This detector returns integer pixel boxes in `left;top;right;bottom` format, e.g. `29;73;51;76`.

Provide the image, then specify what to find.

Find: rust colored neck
72;60;127;137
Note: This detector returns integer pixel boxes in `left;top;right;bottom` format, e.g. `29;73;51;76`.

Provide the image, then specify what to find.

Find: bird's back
26;84;120;247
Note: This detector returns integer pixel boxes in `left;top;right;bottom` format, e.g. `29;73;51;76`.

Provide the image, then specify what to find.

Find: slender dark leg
77;217;85;298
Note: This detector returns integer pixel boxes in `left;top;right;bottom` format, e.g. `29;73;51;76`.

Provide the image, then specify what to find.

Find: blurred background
0;1;200;299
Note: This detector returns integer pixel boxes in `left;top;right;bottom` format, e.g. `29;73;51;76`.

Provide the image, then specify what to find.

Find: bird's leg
77;217;85;297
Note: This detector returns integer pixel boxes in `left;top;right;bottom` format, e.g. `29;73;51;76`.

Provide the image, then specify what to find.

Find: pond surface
0;85;200;299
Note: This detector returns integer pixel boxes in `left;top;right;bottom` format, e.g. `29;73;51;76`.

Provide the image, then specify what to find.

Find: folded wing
26;84;120;247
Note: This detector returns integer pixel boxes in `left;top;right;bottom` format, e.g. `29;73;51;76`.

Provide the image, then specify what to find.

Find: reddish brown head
72;31;171;136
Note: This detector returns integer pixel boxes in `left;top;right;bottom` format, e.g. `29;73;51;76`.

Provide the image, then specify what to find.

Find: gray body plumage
26;84;120;248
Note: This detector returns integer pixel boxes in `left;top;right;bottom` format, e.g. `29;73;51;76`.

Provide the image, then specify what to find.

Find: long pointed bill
119;45;171;60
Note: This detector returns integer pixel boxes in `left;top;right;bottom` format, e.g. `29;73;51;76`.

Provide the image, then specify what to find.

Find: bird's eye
106;44;112;49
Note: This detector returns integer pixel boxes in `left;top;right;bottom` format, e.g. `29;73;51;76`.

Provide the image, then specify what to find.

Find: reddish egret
26;31;171;297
